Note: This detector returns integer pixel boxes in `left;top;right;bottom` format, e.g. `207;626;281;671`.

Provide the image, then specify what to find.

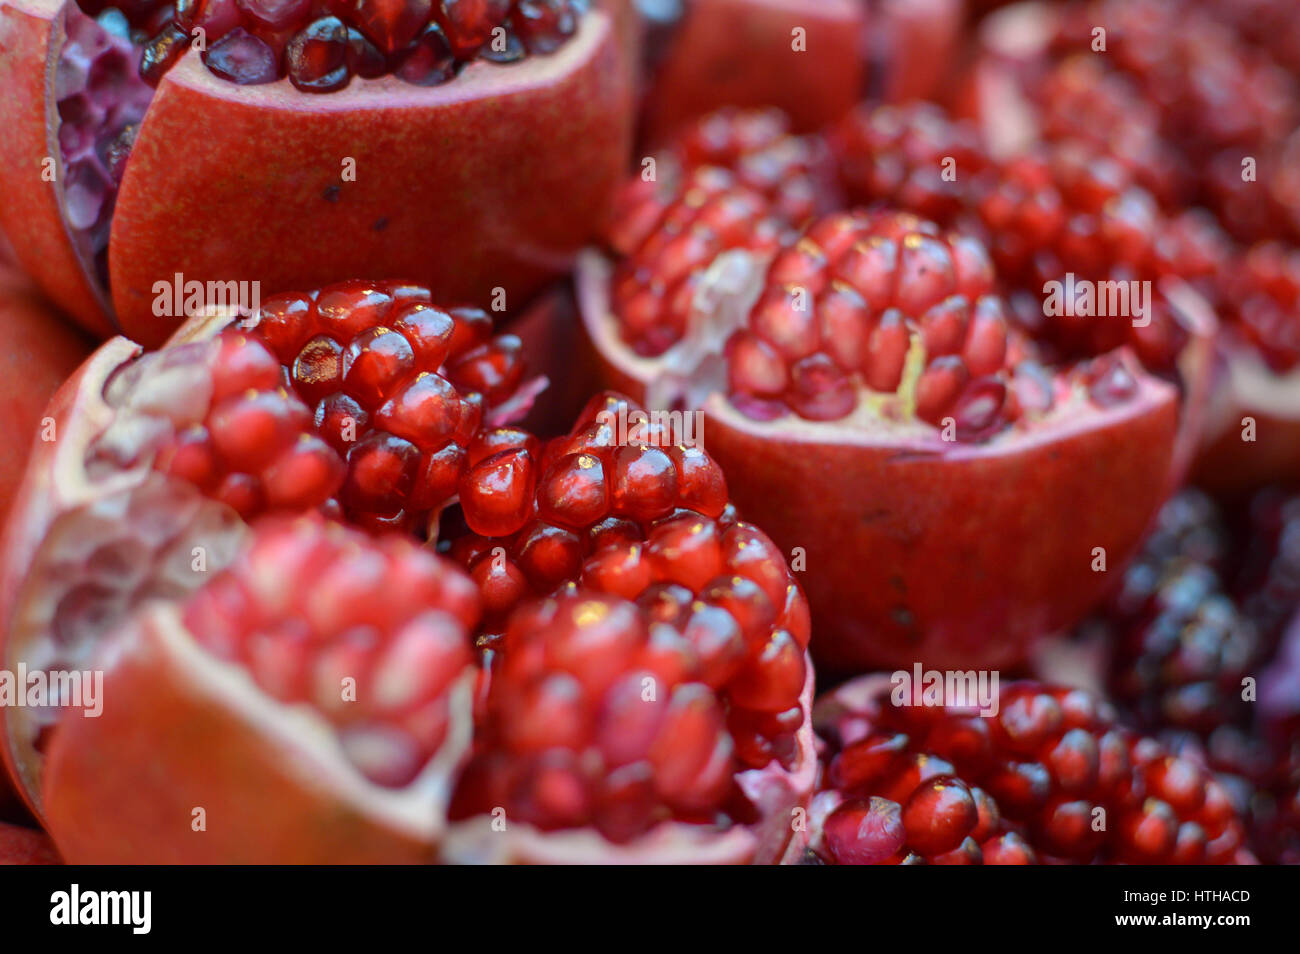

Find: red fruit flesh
792;677;1253;865
582;163;1186;669
41;516;480;862
0;1;635;344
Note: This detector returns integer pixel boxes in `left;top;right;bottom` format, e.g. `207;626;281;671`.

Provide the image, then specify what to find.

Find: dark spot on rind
323;185;341;202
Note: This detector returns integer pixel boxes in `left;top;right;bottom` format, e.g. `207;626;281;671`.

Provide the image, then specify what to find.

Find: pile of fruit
0;0;1295;864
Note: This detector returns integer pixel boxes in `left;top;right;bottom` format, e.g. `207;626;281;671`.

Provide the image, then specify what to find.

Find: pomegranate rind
577;251;1182;672
42;603;474;863
441;660;816;864
641;0;865;141
107;7;635;347
0;265;92;528
0;0;115;336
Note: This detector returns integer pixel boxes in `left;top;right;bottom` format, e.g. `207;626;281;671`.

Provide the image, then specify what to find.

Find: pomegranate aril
396;22;457;86
459;448;536;537
202;28;280;84
435;0;510;57
286;17;352;93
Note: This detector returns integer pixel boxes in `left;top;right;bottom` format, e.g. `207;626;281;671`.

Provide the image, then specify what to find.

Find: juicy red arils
287;17;352;93
396;22;457;85
354;0;433;55
203;28;280;85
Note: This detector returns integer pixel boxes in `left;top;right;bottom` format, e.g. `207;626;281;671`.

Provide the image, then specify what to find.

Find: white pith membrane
578;247;1179;452
442;663;817;865
1205;331;1300;436
3;314;472;830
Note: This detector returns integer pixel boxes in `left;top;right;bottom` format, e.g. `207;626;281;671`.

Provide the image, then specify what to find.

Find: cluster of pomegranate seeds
830;102;989;227
78;0;588;92
608;168;792;356
450;392;811;771
182;516;477;786
92;280;526;533
666;108;840;228
807;681;1251;864
453;588;798;842
1233;487;1300;647
727;209;1016;434
1051;0;1297;161
1030;55;1191;209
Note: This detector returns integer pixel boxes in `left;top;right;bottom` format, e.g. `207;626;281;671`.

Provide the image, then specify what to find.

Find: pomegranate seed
202;28;280;84
286;17;352;93
396;22;457;85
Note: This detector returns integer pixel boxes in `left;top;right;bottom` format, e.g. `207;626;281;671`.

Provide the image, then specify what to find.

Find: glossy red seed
610;445;677;522
460;448;535;537
436;0;511;57
396;22;457;85
286;16;351;93
824;797;906;865
202;28;280;84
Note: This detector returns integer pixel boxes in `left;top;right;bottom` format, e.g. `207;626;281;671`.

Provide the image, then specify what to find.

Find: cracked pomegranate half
0;0;635;344
579;135;1191;672
788;675;1254;864
0;280;535;851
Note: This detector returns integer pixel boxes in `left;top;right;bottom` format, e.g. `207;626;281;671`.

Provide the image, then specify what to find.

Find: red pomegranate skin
641;0;865;140
0;0;637;346
0;266;92;527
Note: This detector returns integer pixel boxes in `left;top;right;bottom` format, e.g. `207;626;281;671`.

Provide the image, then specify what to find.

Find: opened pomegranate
0;278;535;825
0;0;634;344
789;676;1254;864
42;514;481;863
580;137;1185;670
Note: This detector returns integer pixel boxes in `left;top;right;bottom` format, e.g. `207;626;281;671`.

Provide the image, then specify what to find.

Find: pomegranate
580;140;1189;670
42;515;481;863
790;675;1255;864
0;0;635;344
440;391;817;860
0;278;536;825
